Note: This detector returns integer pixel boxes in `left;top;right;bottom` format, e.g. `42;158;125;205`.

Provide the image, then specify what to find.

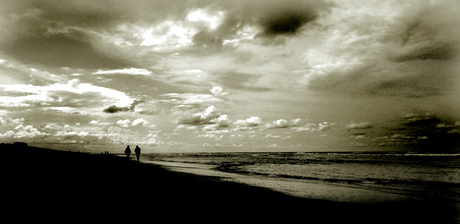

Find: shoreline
144;159;428;203
144;152;460;203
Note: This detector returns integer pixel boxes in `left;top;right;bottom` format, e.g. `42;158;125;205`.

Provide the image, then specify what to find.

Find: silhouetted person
135;145;141;161
124;145;131;158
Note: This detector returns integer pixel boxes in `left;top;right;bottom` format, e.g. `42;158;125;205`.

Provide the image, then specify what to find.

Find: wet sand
148;160;418;203
1;146;459;223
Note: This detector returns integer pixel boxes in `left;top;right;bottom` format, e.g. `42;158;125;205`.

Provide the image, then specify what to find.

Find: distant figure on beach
124;145;131;158
135;145;141;161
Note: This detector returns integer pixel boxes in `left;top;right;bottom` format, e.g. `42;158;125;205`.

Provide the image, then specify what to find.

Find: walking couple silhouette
124;145;141;161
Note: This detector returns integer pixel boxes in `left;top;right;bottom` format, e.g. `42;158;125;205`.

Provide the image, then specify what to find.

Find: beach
147;160;414;203
1;146;459;224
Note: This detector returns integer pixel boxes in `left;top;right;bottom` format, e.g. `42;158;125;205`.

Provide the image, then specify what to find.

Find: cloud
1;31;131;69
107;126;131;134
0;58;66;85
192;30;225;50
256;6;319;37
291;122;331;132
0;118;160;145
174;125;198;132
0;1;194;68
347;122;373;130
93;68;152;75
210;86;228;96
202;123;232;134
291;118;305;127
375;112;460;152
216;114;231;127
103;100;143;113
234;116;262;127
392;41;457;62
177;105;220;125
9;124;46;139
89;120;112;126
115;118;149;127
103;105;131;113
188;0;334;48
318;122;331;131
0;79;134;111
301;0;460;97
198;133;218;139
273;119;289;128
403;112;439;126
0;0;191;39
139;20;195;48
161;93;223;107
132;118;149;126
265;134;281;139
214;72;272;92
0;0;335;71
117;119;131;128
265;119;289;129
264;118;304;129
0;130;15;139
0;117;25;127
1;121;103;141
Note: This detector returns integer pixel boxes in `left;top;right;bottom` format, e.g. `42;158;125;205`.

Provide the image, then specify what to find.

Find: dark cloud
258;9;317;36
402;112;440;126
190;0;333;49
381;112;460;152
103;100;143;113
392;41;457;62
247;0;332;33
393;16;458;62
103;105;131;113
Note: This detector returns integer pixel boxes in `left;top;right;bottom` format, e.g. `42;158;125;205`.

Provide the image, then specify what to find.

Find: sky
1;0;460;153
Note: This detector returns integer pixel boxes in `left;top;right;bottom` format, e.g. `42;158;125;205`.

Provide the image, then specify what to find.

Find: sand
147;160;418;203
1;146;459;224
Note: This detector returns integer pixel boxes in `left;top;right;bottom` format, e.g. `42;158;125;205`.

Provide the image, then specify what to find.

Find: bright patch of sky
93;68;152;75
140;20;195;48
186;8;225;30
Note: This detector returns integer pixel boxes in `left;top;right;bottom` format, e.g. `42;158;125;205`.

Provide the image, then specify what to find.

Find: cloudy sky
1;0;460;153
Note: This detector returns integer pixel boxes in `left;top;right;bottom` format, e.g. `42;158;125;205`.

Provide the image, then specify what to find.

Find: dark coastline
1;145;458;224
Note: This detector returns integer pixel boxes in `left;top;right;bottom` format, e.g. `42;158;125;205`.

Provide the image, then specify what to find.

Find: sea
145;151;460;201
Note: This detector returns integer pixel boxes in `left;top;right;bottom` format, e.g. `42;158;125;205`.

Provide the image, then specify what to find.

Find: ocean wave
146;152;460;185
